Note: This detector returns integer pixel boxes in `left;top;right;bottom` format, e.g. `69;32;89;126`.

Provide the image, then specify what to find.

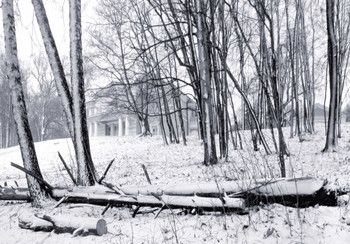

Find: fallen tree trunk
19;212;53;232
19;213;107;236
5;185;245;210
120;177;326;197
56;191;246;210
0;187;29;201
2;177;333;210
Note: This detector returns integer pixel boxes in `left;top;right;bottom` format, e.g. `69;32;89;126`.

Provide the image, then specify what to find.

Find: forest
0;0;350;243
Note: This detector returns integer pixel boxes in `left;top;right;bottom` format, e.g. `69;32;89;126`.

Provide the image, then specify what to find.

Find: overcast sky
0;1;347;106
0;0;96;63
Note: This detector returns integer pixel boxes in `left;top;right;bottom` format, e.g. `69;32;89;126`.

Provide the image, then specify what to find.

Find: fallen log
57;191;246;211
18;212;53;232
19;213;107;236
2;177;334;210
0;187;29;201
3;177;326;199
248;177;327;196
2;185;246;211
120;177;326;197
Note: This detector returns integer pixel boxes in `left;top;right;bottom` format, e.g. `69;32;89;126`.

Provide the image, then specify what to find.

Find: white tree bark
31;0;74;136
69;0;95;185
2;0;48;207
19;213;107;236
32;0;97;185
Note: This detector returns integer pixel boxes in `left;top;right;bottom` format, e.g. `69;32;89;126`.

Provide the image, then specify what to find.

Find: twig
98;159;115;184
154;205;166;219
132;206;141;218
58;152;77;185
141;164;152;185
53;195;68;209
151;192;176;216
101;203;112;215
100;181;125;195
10;162;53;190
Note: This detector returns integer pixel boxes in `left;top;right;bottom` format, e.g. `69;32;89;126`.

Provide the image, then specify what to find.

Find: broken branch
11;162;53;190
98;158;115;184
57;152;77;185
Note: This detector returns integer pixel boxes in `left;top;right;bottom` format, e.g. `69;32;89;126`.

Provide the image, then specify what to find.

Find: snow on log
18;213;107;236
58;192;246;210
120;177;326;197
40;214;107;236
18;212;53;232
249;177;326;196
120;179;267;196
0;187;30;201
1;177;329;209
1;186;246;210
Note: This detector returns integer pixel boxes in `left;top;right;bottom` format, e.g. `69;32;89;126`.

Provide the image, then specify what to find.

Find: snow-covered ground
1;123;350;243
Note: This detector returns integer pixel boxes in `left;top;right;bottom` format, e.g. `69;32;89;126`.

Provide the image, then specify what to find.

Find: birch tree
2;0;48;207
32;0;96;185
69;0;96;185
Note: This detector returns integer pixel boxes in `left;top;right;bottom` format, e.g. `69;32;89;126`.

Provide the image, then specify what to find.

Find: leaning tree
2;0;49;207
31;0;97;185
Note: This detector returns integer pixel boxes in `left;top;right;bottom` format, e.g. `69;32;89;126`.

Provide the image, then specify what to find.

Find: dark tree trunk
156;87;168;145
323;0;339;152
173;85;187;145
160;84;178;143
210;0;227;159
197;0;217;165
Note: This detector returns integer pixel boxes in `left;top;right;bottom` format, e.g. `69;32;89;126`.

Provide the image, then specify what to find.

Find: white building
87;94;199;137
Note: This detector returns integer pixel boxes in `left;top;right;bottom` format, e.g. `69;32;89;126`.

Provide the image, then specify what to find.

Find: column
88;123;92;136
125;117;129;136
94;122;98;136
118;117;123;136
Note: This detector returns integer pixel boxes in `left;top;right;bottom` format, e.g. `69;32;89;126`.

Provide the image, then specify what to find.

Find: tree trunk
197;0;217;165
3;177;333;209
160;84;178;143
2;0;48;207
258;1;288;176
323;0;339;152
210;0;227;159
31;0;74;136
69;0;96;185
19;213;107;236
156;87;168;145
173;85;187;145
32;0;97;185
285;0;301;140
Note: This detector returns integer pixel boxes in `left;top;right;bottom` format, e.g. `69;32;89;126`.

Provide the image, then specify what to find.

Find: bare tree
196;0;217;165
0;56;15;148
89;0;155;136
323;0;339;152
28;54;68;142
69;0;96;185
32;0;97;185
2;0;48;207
